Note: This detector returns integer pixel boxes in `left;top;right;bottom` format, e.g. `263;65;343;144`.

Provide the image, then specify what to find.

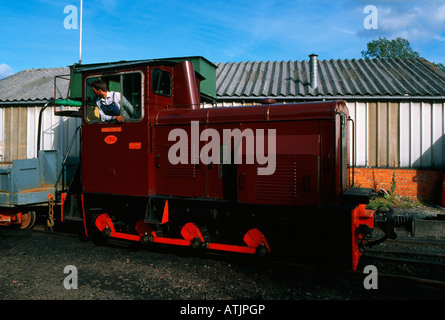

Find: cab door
81;71;148;196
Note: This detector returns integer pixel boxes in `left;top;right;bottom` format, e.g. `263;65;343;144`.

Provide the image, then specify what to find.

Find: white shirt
96;91;121;121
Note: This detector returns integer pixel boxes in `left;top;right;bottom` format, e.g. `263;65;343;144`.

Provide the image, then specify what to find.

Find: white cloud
333;27;357;36
0;63;13;79
434;34;445;42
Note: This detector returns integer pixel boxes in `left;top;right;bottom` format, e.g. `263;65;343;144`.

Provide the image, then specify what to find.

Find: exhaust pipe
309;53;318;89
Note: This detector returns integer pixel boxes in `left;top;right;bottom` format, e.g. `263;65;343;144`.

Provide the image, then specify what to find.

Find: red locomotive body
58;58;388;271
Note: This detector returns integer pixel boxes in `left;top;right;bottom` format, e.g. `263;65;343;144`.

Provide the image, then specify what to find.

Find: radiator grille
256;160;297;201
163;144;196;178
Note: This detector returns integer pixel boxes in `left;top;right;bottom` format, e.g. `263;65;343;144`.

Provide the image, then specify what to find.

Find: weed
367;194;425;210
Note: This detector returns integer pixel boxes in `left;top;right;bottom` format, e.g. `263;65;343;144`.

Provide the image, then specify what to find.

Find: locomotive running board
94;213;270;256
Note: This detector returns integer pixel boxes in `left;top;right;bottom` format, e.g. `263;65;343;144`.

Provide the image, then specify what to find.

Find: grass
366;193;427;211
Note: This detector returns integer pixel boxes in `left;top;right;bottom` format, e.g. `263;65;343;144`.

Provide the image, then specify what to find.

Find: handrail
348;117;355;187
56;125;82;191
37;99;54;157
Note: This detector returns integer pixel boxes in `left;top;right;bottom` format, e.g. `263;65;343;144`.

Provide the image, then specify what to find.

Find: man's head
91;79;108;98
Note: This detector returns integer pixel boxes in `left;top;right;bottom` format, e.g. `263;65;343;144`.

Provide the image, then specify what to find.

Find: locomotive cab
79;60;201;197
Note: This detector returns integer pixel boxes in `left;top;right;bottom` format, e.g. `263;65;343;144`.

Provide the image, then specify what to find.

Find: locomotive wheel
20;210;36;230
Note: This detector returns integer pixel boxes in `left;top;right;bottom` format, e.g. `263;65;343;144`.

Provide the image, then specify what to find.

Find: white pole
79;0;83;64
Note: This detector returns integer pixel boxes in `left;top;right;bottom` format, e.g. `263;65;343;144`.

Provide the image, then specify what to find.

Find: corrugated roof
215;57;445;99
0;67;70;103
1;58;444;103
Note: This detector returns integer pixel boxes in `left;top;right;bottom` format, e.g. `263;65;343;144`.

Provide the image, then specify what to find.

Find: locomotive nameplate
101;127;122;133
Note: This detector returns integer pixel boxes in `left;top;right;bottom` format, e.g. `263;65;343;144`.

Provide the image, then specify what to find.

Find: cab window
152;69;172;96
85;72;143;123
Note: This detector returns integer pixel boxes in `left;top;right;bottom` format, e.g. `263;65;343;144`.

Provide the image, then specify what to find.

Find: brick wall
352;167;445;203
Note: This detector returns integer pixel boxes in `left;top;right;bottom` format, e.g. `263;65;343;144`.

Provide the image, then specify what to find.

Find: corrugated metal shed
0;67;79;161
0;67;70;103
215;56;445;170
216;57;445;99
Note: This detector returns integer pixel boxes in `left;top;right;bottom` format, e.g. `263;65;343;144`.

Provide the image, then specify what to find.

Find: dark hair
91;79;108;91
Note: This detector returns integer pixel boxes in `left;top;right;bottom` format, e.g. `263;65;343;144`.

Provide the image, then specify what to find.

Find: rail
360;234;445;286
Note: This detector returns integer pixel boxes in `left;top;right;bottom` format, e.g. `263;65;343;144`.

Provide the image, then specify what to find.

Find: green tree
432;62;445;74
361;37;419;59
362;37;445;74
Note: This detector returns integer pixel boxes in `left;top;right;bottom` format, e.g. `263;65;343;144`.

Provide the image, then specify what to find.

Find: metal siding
18;108;28;160
347;102;367;167
368;102;377;167
356;102;368;167
377;102;388;167
399;102;411;167
26;106;81;159
64;116;81;158
407;101;445;169
0;105;81;162
4;107;28;161
26;107;38;159
411;102;422;168
350;101;443;169
432;103;444;168
421;103;432;168
388;102;399;167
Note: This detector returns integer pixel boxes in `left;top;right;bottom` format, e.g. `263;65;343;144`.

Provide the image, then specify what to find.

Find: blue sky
0;0;444;79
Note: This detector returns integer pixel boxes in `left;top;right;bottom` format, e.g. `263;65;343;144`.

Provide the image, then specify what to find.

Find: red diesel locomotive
50;58;396;270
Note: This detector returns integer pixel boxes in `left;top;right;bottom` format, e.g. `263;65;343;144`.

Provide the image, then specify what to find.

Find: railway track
363;237;445;263
6;221;445;299
358;235;445;295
